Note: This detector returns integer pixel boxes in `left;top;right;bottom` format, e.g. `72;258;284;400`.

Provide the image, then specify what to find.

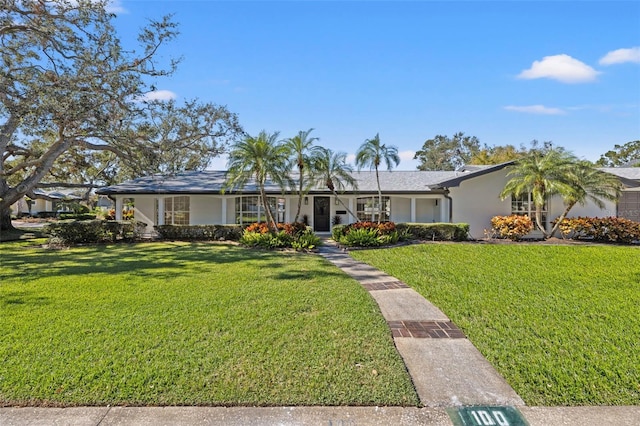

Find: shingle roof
96;164;513;196
600;167;640;181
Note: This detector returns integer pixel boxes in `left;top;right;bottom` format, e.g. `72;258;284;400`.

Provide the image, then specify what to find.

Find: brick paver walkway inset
388;320;466;339
361;280;410;291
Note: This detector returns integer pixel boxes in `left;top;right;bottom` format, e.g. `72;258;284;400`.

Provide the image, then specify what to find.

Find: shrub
555;217;640;244
332;224;346;241
239;226;321;251
244;222;308;237
291;230;322;251
395;223;469;241
45;220;147;246
333;222;401;247
239;231;274;248
378;230;400;246
340;227;382;247
490;215;534;241
155;225;243;241
58;213;97;220
35;211;57;219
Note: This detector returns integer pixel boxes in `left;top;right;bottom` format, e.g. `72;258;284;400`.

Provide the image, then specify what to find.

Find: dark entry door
313;196;330;232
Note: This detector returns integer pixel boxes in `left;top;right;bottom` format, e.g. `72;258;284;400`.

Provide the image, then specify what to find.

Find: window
511;193;547;228
235;196;285;225
356;196;390;222
164;196;190;225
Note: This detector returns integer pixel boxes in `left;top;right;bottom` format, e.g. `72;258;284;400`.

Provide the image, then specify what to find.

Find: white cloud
137;90;177;102
599;47;640;65
504;105;566;115
207;154;229;171
77;0;126;14
346;153;356;165
517;54;600;83
105;0;127;14
399;150;416;162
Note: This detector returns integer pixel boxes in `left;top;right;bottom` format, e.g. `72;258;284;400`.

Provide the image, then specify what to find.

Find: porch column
440;196;448;223
410;198;416;223
221;198;227;224
157;197;165;225
282;196;289;223
115;197;123;221
349;198;355;224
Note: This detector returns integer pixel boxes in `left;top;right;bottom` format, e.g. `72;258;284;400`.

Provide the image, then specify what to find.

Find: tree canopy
225;131;291;232
500;147;622;238
355;133;399;223
414;132;480;171
469;144;529;165
311;147;359;221
596;140;640;167
284;128;322;223
0;0;242;230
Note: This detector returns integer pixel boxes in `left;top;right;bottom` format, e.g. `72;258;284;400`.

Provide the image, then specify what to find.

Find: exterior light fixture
304;196;308;205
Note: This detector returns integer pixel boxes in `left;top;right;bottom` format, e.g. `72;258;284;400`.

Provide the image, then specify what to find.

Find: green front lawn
350;243;640;406
0;240;418;406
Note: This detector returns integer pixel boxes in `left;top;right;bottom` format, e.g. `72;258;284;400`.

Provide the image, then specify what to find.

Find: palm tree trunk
293;167;303;222
534;205;549;239
332;190;359;222
548;202;576;238
259;186;278;233
375;167;382;224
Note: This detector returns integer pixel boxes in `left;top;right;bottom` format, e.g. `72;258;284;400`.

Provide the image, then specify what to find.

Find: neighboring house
96;163;640;239
600;167;640;223
10;189;83;217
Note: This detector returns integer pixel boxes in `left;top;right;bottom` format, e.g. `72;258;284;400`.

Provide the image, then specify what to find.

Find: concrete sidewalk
2;404;639;425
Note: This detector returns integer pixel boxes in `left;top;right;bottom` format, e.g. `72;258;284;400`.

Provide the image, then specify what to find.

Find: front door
313;196;330;232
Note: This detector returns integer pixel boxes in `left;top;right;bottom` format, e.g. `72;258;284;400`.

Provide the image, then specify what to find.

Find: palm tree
225;131;290;233
284;128;322;222
311;147;359;221
548;160;622;237
499;147;621;238
355;133;400;223
499;148;575;237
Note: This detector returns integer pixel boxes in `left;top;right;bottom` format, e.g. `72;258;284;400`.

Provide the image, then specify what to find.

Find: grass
350;243;640;406
0;240;419;407
0;226;48;242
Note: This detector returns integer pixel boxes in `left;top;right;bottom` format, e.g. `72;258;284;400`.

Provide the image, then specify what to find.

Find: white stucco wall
132;196;155;228
449;170;512;239
391;197;411;223
415;198;438;223
450;168;625;239
190;196;222;225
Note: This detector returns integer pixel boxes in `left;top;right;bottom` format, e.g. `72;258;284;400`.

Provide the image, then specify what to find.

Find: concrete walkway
2;240;639;425
316;241;523;408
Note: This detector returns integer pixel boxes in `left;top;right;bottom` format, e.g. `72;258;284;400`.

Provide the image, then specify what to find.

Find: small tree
547;161;622;237
225;131;290;233
311;147;359;222
355;133;400;223
284;129;322;223
500;147;622;238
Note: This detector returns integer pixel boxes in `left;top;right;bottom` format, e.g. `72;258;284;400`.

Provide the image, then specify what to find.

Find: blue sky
111;1;640;170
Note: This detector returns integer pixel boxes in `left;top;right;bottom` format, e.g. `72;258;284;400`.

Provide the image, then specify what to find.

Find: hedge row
556;217;640;244
395;222;469;241
155;224;243;241
46;220;147;245
58;213;97;220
